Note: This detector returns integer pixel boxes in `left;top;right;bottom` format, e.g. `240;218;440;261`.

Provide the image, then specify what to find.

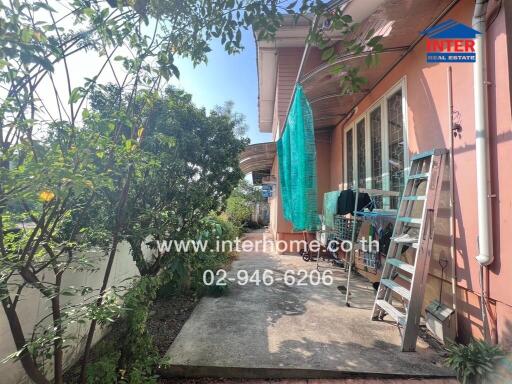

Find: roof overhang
255;16;311;133
239;142;277;184
299;0;458;129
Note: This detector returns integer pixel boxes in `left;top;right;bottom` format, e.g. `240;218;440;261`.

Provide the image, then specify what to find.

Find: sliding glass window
342;80;407;209
345;128;354;188
370;106;383;206
387;89;405;208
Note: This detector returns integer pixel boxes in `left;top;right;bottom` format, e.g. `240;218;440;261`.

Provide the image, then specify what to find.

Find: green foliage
83;85;247;278
0;0;383;382
85;345;119;384
116;276;164;384
225;180;263;228
445;339;505;383
231;179;264;203
158;214;238;298
226;195;253;227
204;281;230;297
309;8;385;93
83;276;166;384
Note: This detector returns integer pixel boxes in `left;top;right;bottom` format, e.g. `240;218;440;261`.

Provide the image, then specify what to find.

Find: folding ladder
371;148;448;352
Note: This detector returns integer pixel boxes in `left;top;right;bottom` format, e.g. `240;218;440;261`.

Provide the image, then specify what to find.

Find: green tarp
276;85;318;232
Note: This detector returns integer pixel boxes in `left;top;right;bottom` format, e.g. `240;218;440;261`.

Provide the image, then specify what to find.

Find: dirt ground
148;295;199;356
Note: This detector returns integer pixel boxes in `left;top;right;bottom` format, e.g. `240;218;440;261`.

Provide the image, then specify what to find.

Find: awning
298;0;458;129
239;142;276;184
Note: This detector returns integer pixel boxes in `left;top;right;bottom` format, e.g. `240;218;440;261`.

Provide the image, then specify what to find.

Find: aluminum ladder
371;148;448;352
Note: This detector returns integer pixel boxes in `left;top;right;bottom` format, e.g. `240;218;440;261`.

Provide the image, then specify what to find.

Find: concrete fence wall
0;241;140;384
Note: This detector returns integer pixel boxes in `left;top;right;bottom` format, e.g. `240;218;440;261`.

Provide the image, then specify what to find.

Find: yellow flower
39;190;55;202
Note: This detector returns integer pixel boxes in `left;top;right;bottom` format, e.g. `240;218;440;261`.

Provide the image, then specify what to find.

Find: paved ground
161;379;457;383
162;231;454;379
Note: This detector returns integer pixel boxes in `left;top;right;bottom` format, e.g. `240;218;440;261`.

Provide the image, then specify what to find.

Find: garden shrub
445;339;505;383
116;276;166;383
225;195;253;228
84;342;119;384
157;214;238;298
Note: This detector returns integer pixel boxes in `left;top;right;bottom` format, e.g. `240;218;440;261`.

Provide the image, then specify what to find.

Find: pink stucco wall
269;0;512;344
327;0;512;344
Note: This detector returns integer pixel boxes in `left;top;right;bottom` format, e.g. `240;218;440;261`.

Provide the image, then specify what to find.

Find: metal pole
345;189;360;306
447;66;458;333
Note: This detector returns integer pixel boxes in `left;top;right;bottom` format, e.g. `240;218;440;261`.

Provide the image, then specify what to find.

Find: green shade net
277;84;318;232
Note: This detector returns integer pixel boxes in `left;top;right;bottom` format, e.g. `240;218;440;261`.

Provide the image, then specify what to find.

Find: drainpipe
473;0;498;343
472;0;493;267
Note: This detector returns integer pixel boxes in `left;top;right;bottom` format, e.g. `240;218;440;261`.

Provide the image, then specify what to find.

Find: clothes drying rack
341;186;400;306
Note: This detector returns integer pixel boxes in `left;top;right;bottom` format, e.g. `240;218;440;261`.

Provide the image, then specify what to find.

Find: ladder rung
386;258;414;274
381;279;411;300
411;149;449;161
392;235;419;248
408;173;429;180
397;217;422;225
401;195;426;201
398;273;412;283
411;150;435;161
375;300;406;325
413;148;449;160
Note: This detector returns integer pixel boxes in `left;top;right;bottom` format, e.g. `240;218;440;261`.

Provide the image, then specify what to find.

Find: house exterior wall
327;0;512;345
267;0;512;345
276;48;304;132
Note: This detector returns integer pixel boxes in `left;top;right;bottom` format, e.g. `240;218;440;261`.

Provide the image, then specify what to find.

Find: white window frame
354;115;370;189
342;77;408;207
368;103;383;191
343;124;355;190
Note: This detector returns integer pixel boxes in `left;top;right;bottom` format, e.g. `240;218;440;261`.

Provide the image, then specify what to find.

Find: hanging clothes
337;189;355;215
337;190;374;215
357;193;374;212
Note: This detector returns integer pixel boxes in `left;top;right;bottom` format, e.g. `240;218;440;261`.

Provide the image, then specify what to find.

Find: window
345;128;354;188
343;80;407;209
356;119;366;188
370;106;382;206
387;89;404;208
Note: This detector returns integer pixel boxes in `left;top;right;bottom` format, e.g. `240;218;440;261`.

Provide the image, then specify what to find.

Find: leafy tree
226;195;253;227
86;85;247;277
231;178;264;204
225;179;263;228
0;120;116;384
0;1;383;383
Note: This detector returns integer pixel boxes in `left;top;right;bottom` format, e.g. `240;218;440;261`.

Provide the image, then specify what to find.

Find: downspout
473;0;496;343
472;0;492;267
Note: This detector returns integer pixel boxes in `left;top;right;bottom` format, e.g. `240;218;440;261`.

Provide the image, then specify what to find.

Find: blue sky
171;29;272;145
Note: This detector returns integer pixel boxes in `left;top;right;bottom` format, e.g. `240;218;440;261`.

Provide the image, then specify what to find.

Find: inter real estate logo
421;19;481;63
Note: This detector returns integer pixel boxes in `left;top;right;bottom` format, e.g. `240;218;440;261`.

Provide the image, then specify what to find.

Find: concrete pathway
163;231;454;379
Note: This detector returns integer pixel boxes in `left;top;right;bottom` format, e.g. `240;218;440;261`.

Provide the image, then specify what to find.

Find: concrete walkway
163;231;454;379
